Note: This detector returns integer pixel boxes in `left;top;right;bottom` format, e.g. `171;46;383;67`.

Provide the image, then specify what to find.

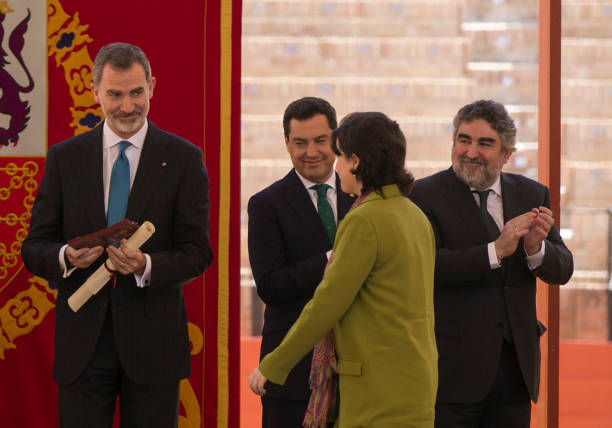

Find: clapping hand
523;206;555;255
494;210;537;260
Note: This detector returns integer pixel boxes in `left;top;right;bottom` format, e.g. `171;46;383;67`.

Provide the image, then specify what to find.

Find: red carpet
241;337;263;427
558;341;612;427
241;337;612;428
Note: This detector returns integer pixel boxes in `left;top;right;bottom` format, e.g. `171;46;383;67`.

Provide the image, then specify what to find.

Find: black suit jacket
247;169;354;400
410;168;573;404
21;120;213;385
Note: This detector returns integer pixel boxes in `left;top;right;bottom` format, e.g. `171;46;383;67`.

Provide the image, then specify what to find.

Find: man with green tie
247;97;355;427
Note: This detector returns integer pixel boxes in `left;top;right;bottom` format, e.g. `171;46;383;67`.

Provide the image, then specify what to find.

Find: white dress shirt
59;120;152;287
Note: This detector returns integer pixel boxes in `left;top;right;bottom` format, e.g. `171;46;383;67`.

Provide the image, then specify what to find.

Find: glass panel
560;1;612;426
241;1;611;426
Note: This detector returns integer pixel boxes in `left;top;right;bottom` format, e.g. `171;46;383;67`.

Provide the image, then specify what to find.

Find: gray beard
452;162;497;190
108;115;145;136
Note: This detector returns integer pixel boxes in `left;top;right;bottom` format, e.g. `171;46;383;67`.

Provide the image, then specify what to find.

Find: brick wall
241;0;612;341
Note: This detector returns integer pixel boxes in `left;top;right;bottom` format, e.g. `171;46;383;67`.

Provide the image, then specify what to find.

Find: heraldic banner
0;1;241;427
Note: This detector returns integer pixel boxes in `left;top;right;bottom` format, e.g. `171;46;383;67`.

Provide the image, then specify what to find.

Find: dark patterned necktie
107;140;131;226
475;189;500;240
311;184;336;245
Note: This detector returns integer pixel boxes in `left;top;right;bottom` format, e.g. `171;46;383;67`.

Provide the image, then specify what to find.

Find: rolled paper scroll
67;221;156;312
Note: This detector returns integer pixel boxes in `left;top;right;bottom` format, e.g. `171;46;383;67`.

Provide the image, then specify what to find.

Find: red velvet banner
0;1;241;427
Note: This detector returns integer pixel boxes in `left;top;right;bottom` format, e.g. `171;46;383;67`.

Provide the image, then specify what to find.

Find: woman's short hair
331;112;414;197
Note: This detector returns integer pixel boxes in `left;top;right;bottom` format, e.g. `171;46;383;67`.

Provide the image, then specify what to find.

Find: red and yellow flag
0;1;241;427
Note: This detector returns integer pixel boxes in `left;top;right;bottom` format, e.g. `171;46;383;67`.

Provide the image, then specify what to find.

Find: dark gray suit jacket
247;169;354;400
410;167;573;404
21;120;213;385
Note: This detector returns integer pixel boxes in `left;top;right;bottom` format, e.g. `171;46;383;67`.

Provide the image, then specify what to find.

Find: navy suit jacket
21;120;213;385
410;167;573;404
247;169;354;400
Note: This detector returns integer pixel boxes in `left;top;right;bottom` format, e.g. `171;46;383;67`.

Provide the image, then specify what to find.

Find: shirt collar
471;175;502;197
102;119;148;150
295;169;336;191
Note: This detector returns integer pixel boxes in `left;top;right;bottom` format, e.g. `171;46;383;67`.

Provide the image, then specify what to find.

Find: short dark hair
282;97;337;139
92;42;152;86
331;112;414;197
453;99;517;152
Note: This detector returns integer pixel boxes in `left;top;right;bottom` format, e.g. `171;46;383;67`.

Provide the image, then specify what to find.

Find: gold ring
514;226;519;233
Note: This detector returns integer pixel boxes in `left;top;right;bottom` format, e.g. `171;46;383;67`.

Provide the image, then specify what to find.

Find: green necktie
311;184;336;245
475;189;500;240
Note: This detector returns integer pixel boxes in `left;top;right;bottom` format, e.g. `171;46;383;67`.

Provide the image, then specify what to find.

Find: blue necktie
311;184;336;245
107;140;131;226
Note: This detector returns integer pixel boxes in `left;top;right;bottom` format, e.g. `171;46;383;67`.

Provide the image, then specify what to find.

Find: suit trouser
262;396;311;428
262;396;336;428
58;309;180;428
435;340;531;428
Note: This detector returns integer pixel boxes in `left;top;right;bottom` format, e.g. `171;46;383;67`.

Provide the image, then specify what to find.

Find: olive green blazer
259;185;438;427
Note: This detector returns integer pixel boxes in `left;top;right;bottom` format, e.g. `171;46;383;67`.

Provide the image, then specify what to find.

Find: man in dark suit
410;99;573;428
247;97;354;427
21;43;212;428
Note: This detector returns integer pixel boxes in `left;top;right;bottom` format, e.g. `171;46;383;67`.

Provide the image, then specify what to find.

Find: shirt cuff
59;244;77;278
134;253;152;287
487;242;502;269
525;242;546;270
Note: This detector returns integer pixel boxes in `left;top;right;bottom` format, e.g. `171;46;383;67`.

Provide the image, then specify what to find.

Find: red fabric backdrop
0;1;241;427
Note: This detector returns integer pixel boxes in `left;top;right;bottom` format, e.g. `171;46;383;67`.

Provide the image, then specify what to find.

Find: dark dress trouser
435;340;531;428
261;396;309;428
58;309;180;428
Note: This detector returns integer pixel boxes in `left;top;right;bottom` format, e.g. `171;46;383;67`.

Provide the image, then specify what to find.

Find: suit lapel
281;169;330;246
440;168;490;243
500;173;527;282
126;122;169;223
500;173;523;222
78;125;106;230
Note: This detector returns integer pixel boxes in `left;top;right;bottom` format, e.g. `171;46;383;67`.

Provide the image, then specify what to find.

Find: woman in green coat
249;112;438;427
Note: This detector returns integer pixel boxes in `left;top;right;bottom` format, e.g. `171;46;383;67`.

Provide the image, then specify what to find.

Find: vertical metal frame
536;1;562;427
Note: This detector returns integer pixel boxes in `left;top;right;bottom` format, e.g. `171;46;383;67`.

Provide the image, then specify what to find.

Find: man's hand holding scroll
106;239;146;276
